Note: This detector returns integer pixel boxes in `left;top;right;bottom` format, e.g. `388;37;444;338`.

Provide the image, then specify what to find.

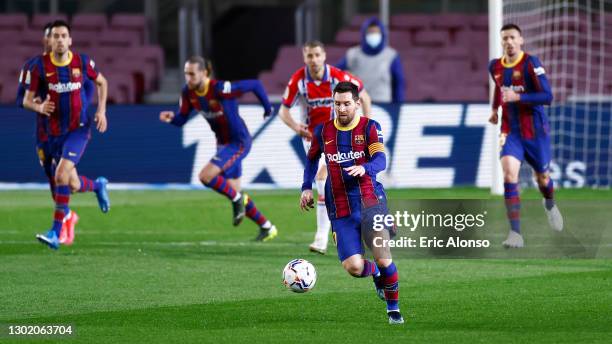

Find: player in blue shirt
159;56;278;241
488;24;563;248
300;82;403;324
22;20;110;249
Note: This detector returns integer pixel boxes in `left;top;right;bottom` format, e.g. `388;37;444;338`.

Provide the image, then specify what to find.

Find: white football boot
543;199;563;232
502;231;524;248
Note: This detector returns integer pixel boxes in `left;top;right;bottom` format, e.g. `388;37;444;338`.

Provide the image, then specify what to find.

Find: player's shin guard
78;176;101;192
244;194;269;227
504;183;521;234
379;263;400;312
204;175;238;200
52;185;71;236
313;180;330;247
358;259;380;278
538;178;555;210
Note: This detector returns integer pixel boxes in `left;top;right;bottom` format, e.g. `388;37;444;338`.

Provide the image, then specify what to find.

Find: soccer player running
22;20;111;250
159;56;278;241
16;22;98;246
300;81;403;324
279;40;372;255
489;24;563;248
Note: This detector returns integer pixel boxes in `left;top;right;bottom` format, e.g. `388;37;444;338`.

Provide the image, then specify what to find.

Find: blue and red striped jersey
18;54;96;143
302;116;387;219
489;52;553;139
17;55;48;143
170;79;272;146
27;51;99;136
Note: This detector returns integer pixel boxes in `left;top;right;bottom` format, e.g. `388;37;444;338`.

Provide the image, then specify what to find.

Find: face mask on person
365;32;382;48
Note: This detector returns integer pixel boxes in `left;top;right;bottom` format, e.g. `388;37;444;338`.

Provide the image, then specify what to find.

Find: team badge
354;134;364;145
512;70;521;80
72;68;81;77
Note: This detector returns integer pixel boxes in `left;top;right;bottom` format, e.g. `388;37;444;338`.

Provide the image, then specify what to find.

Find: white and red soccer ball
282;259;317;293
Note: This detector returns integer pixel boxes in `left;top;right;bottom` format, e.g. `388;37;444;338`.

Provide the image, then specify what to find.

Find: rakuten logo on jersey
326;150;365;163
48;82;82;93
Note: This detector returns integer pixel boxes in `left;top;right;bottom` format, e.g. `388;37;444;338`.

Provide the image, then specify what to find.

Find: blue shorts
36;141;53;179
330;199;390;262
210;142;251;179
500;132;551;173
48;126;91;166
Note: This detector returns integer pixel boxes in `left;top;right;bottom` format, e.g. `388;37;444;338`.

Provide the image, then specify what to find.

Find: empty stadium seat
388;31;412;50
98;29;141;47
98;71;136;104
71;13;108;32
18;29;46;47
412;30;447;47
70;30;101;49
469;14;488;32
0;14;28;31
390;14;432;31
335;29;361;46
324;46;347;65
31;14;69;30
0;55;23;103
110;14;148;44
431;14;468;31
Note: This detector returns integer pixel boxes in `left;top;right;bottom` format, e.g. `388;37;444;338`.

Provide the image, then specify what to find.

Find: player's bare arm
94;73;108;133
159;111;175;123
23;91;54;116
300;189;314;211
359;89;372;118
278;104;312;140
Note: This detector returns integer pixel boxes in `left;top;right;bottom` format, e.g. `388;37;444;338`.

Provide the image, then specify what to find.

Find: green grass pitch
0;188;611;343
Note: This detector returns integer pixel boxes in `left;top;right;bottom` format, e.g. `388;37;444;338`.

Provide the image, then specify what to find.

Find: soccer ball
282;259;317;293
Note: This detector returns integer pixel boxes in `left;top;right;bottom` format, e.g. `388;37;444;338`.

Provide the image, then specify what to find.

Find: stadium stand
259;13;490;102
0;13;164;104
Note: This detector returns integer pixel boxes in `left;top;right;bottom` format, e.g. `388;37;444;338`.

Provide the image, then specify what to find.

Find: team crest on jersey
512;70;522;80
354;134;364;145
72;68;81;77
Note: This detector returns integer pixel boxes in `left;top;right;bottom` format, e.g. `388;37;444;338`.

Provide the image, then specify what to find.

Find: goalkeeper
488;23;563;248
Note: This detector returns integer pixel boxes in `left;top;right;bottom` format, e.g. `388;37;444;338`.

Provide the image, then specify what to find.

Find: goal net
500;0;611;188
